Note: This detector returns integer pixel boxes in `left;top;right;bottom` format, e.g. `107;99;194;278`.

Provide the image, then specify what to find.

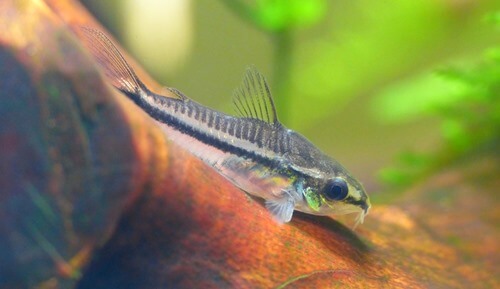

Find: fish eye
325;178;348;201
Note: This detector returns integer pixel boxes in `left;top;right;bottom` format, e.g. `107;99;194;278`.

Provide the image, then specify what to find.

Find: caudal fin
80;27;148;96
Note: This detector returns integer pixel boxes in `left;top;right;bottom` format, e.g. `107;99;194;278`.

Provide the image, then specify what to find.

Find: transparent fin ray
232;67;279;125
80;27;147;95
81;27;185;101
265;197;295;223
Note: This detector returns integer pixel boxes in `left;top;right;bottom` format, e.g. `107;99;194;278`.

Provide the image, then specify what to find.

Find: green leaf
484;11;500;26
371;73;470;123
255;0;326;31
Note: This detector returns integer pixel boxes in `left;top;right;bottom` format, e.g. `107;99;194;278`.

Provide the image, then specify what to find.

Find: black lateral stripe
121;90;313;178
345;196;368;210
130;93;278;168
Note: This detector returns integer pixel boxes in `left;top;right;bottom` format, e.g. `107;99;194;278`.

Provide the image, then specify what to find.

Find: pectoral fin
265;196;295;223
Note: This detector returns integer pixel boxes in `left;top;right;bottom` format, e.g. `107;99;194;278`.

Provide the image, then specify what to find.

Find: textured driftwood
0;0;498;288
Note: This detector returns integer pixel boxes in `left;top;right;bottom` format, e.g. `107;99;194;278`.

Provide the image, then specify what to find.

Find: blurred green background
82;0;500;201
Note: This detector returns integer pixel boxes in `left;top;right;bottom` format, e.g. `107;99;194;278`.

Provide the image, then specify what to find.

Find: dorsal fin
232;67;279;125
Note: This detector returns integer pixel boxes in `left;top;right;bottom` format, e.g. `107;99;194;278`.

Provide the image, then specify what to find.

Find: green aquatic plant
378;12;500;188
220;0;326;125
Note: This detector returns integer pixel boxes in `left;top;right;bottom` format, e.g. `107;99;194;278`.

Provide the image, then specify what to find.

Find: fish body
82;28;371;225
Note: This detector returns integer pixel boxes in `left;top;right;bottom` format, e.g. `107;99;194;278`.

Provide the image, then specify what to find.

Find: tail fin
80;27;148;96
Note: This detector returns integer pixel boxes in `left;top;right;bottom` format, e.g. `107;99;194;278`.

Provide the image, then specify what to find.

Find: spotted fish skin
82;27;371;225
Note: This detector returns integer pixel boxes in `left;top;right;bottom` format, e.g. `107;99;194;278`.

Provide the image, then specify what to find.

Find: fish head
299;167;371;228
285;131;371;227
323;174;370;227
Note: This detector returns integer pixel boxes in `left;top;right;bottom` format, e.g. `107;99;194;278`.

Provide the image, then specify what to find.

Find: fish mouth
330;204;369;230
353;209;367;229
359;190;371;217
361;202;370;216
353;200;370;229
